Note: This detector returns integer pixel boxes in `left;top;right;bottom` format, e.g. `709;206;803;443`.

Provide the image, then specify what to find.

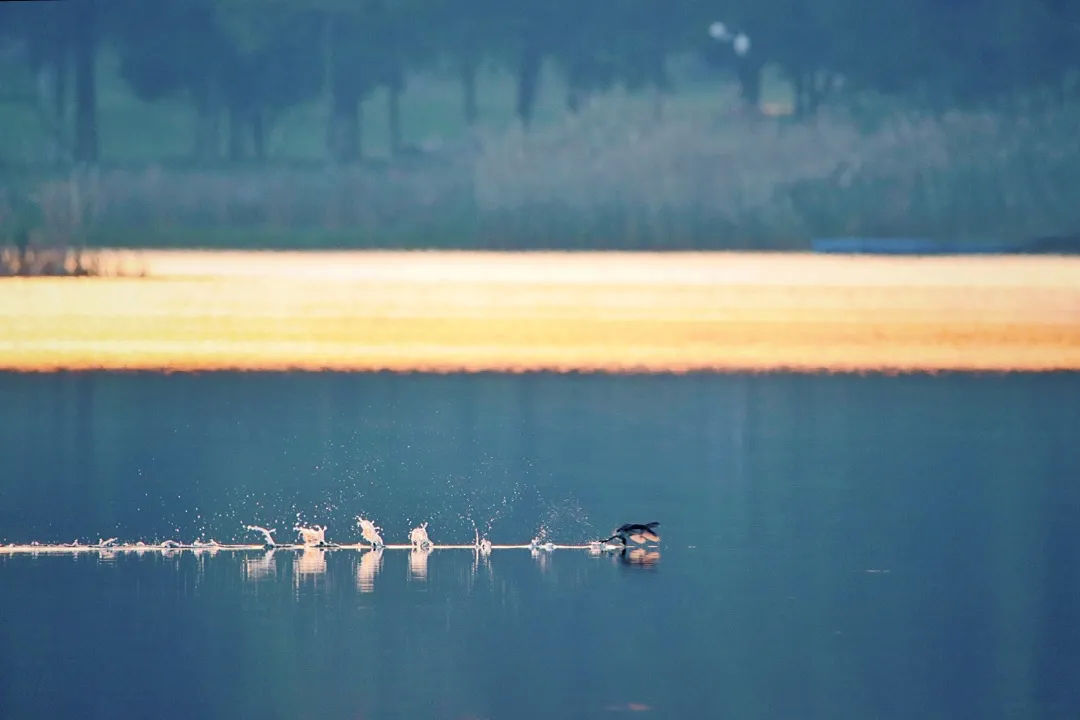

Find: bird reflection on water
618;547;661;568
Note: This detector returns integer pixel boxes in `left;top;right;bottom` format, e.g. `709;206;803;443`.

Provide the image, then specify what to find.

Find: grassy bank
3;97;1080;252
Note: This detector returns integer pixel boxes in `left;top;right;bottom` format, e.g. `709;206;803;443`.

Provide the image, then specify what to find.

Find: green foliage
2;0;1078;163
1;0;1079;252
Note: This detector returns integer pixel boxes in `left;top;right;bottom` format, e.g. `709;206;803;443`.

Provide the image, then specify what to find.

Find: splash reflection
295;548;327;584
244;551;276;581
408;546;433;582
356;549;383;593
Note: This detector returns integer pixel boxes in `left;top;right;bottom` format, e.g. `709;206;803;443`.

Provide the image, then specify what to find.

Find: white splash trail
357;517;384;548
409;522;431;549
245;525;277;546
294;524;326;546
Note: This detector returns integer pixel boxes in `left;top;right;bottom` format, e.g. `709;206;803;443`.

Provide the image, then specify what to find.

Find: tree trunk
566;87;582;113
651;85;664;122
15;229;29;276
807;77;821;117
807;70;830;117
72;0;97;164
792;68;805;118
388;81;402;156
325;13;361;164
516;42;541;129
228;102;246;161
328;90;359;163
736;58;762;111
461;55;478;126
192;78;220;162
54;43;68;123
251;107;265;162
649;49;667;122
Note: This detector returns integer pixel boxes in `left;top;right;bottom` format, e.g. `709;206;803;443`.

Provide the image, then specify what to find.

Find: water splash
244;525;277;547
449;479;527;546
531;544;551;572
294;524;326;546
473;530;492;556
534;495;597;544
408;522;432;549
191;539;221;557
530;537;556;571
357;517;384;548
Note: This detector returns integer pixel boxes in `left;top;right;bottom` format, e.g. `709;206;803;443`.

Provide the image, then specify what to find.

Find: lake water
1;372;1078;718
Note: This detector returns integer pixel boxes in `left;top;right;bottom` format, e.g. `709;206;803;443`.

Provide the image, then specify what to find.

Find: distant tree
509;2;546;128
319;2;383;162
112;0;229;160
552;0;619;113
8;0;1080;168
612;0;674;102
375;0;441;155
215;3;322;161
713;0;838;117
114;0;321;162
71;0;98;163
430;0;504;127
0;1;75;162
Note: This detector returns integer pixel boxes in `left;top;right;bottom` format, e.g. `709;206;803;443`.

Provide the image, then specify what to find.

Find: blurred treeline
1;0;1079;252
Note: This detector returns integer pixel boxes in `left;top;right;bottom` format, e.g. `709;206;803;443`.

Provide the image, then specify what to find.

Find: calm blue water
1;373;1078;718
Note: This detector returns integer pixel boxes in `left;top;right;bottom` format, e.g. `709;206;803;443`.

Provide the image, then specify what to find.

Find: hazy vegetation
1;0;1078;253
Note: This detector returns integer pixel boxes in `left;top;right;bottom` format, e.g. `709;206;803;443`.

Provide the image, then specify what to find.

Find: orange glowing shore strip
2;250;1079;372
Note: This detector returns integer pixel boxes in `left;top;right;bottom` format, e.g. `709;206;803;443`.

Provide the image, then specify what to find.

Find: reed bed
2;98;1078;253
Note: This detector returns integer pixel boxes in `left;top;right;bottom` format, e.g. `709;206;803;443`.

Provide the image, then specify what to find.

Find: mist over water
2;372;1079;717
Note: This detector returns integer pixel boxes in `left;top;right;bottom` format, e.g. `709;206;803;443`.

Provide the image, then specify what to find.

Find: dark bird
603;522;660;546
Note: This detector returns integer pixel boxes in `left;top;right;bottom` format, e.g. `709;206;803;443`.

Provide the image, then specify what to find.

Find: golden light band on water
1;250;1078;373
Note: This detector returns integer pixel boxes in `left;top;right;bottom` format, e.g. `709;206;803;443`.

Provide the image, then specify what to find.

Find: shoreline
2;250;1078;373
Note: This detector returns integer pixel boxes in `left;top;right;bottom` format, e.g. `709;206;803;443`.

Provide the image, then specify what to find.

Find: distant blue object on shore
811;237;1004;254
812;235;1080;255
